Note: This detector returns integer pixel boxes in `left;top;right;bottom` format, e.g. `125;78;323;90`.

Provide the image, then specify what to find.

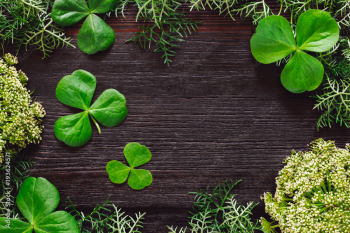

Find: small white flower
0;54;45;163
263;139;350;232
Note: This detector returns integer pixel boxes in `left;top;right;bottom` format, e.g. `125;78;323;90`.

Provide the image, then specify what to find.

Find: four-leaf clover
52;0;117;54
55;70;127;147
0;177;80;233
106;143;153;190
250;9;339;93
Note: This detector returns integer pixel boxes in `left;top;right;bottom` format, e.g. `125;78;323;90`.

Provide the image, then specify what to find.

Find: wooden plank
4;3;349;232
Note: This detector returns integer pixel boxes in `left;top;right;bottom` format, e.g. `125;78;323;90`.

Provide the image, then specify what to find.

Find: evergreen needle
0;0;74;58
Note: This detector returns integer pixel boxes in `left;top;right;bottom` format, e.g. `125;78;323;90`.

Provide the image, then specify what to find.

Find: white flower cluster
0;53;45;164
264;139;350;232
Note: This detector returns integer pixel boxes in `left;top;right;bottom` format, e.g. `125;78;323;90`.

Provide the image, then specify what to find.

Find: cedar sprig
114;0;132;18
0;152;34;190
232;0;273;24
127;7;200;65
313;38;350;129
168;180;263;232
189;0;238;19
167;226;187;233
66;197;113;232
106;207;145;233
189;0;350;29
133;0;182;28
276;0;350;31
66;197;146;233
114;0;199;65
23;13;75;58
189;0;273;24
0;0;74;58
336;0;350;30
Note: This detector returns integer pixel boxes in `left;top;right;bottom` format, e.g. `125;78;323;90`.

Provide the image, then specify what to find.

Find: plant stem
89;114;101;134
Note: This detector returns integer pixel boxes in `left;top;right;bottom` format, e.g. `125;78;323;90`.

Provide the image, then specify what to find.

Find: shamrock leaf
250;15;297;64
55;112;92;147
281;50;324;93
106;143;153;190
52;0;117;54
297;10;340;52
78;14;116;54
0;177;80;233
54;70;127;147
250;9;339;93
50;0;89;26
0;218;32;233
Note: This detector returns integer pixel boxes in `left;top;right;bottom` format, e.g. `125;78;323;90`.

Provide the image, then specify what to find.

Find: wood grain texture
5;2;350;232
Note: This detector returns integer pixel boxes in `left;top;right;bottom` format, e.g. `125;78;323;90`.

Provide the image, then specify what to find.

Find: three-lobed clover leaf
52;0;118;54
106;142;153;190
54;70;127;147
250;9;339;93
0;177;80;233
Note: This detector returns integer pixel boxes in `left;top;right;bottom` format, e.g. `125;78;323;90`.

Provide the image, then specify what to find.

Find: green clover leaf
106;142;153;190
52;0;117;54
0;177;80;233
250;9;339;93
296;10;340;52
54;70;127;147
250;15;297;64
281;50;324;93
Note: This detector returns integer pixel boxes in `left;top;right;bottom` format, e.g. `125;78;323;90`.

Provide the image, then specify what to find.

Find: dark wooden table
6;4;350;232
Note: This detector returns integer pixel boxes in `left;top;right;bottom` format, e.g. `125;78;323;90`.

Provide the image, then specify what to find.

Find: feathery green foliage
190;0;273;24
127;9;199;65
66;197;146;233
280;0;350;29
336;0;350;30
45;0;350;65
168;180;263;232
191;0;350;128
189;0;350;30
0;0;74;58
115;0;200;65
313;38;350;129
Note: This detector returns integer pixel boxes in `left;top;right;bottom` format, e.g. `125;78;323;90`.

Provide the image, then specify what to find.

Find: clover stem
90;114;101;134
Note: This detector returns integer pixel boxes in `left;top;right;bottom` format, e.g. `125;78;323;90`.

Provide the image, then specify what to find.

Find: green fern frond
24;13;75;58
66;197;146;233
189;0;273;24
313;38;350;129
167;226;187;233
127;6;200;65
0;0;74;58
169;180;263;233
232;0;273;24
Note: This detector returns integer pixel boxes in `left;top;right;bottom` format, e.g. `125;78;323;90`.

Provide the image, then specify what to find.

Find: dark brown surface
5;4;350;232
